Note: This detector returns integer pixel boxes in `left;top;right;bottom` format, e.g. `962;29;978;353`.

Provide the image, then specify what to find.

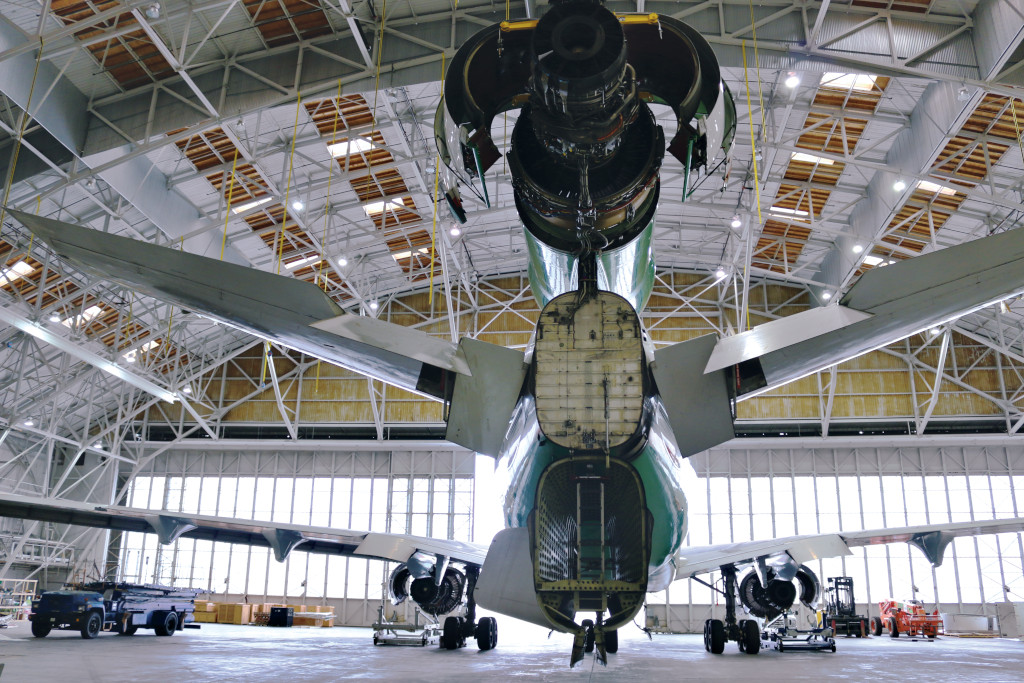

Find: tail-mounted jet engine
388;560;466;616
738;565;820;621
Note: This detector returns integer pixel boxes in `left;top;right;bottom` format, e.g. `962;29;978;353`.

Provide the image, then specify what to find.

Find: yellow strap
220;149;240;261
319;80;344;291
277;95;303;274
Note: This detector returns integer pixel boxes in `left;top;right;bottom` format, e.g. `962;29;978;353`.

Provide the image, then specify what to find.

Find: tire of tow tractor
81;612;102;639
709;619;726;655
741;619;760;655
888;618;899;639
871;616;883;637
155;611;178;636
442;616;461;650
476;616;497;651
605;629;618;654
31;620;51;638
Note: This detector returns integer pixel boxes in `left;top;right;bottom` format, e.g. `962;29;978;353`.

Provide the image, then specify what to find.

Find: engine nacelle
387;562;466;616
738;564;820;620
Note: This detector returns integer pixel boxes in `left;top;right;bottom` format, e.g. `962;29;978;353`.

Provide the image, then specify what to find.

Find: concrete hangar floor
1;620;1022;682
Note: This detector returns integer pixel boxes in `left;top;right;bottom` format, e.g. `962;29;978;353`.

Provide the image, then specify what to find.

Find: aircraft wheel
741;619;760;655
605;629;618;654
708;619;726;654
442;616;461;650
476;616;497;651
870;616;883;637
888;618;899;639
703;620;711;652
582;619;595;653
81;612;102;639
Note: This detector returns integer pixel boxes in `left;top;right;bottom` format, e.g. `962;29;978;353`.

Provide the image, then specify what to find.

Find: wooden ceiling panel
244;0;332;48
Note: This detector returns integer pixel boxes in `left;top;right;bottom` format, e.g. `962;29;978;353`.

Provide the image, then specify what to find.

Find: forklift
819;577;869;637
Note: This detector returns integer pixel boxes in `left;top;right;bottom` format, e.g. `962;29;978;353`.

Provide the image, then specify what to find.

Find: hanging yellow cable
0;37;44;230
746;0;767;141
260;341;270;387
428;52;447;311
370;0;388;134
318;80;344;292
742;41;764;333
220;148;240;261
1011;98;1024;168
276;95;303;274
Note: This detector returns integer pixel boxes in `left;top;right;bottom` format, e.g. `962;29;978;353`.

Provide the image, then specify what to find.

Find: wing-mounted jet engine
436;0;735;309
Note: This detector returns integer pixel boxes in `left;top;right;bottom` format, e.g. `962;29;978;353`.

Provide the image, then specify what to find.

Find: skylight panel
231;196;274;215
917;180;957;196
391;248;429;261
820;72;878;92
62;304;104;328
863;255;884;267
0;260;34;286
769;206;810;217
285;254;321;270
791;152;835;166
328;137;374;158
364;198;407;216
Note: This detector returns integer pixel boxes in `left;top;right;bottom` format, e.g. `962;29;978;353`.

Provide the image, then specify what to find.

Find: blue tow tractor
30;582;200;639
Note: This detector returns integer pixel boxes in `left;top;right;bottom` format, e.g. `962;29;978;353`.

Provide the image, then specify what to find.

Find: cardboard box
217;603;253;625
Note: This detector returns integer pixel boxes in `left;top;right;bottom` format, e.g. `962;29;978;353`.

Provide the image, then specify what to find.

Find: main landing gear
437;567;499;652
701;565;761;656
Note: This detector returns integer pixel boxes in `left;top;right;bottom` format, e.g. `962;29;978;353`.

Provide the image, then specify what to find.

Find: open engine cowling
388;562;466;616
738;564;820;620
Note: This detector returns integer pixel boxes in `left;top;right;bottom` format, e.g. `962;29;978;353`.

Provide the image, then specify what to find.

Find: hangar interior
0;0;1023;643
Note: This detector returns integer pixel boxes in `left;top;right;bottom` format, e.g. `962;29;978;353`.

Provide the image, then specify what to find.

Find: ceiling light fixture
48;313;61;323
369;300;379;311
24;419;33;427
929;327;941;336
450;225;461;237
715;268;726;279
145;3;160;20
730;215;742;229
852;244;864;254
821;291;832;301
292;201;304;211
893;178;907;192
784;72;800;89
337;257;348;267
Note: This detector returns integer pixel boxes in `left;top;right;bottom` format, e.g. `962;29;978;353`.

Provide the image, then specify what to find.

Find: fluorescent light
917;180;957;196
364;199;407;216
820;72;878;92
863;255;884;266
62;304;104;328
0;260;34;287
285;254;321;270
328;137;374;158
769;206;809;217
231;196;274;215
790;152;835;166
784;72;800;89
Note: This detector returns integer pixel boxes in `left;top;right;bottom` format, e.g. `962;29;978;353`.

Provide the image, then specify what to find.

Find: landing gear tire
442;616;464;650
81;612;102;639
475;616;497;651
888;618;899;639
871;616;883;637
605;629;618;654
582;619;595;653
707;619;725;654
31;620;51;638
154;610;178;636
740;619;760;655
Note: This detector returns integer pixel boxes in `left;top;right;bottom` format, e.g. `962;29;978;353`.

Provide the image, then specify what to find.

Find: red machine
870;599;943;639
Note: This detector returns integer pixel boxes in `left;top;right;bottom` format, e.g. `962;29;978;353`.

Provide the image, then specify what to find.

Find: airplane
2;0;1024;668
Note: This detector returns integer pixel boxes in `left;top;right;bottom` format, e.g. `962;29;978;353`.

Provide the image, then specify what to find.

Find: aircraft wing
673;516;1024;579
0;490;488;567
7;210;527;457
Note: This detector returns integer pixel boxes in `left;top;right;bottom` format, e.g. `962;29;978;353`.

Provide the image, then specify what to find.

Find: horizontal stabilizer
9;210;464;399
706;226;1024;396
